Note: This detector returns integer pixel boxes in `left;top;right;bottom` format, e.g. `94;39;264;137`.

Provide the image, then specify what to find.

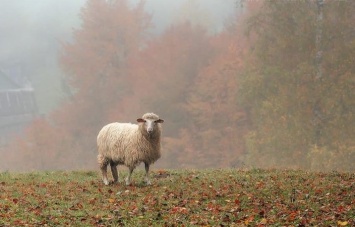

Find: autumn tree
57;0;152;168
118;22;216;168
159;3;258;169
122;10;252;168
240;0;355;171
173;25;249;168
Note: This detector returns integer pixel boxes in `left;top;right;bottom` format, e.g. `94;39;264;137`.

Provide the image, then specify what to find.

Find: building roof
0;70;23;90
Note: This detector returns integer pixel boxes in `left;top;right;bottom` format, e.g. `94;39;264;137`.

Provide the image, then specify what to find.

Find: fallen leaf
337;221;348;226
260;218;267;224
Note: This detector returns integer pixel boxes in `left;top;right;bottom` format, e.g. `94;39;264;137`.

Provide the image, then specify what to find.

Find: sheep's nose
147;128;153;134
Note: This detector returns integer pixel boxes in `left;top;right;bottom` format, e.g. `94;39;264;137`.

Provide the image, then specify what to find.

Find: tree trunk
313;0;324;145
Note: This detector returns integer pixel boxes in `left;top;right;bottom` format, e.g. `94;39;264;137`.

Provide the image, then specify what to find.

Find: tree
56;0;152;167
176;21;250;168
120;22;216;168
240;0;355;170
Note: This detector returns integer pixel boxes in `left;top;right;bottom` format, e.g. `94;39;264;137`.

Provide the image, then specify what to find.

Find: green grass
0;169;354;226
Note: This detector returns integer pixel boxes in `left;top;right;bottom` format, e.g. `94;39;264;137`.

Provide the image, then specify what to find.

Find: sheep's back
97;123;138;160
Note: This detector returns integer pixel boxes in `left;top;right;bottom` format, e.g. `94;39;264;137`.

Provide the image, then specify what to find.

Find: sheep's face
137;113;164;138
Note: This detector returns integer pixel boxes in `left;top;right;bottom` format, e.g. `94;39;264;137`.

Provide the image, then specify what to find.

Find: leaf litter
0;169;353;226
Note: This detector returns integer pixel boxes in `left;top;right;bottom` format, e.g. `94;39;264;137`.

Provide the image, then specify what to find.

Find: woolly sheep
97;113;164;185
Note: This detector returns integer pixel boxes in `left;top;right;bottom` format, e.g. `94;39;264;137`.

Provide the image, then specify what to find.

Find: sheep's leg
110;163;119;183
101;167;109;185
98;155;109;185
144;162;151;185
125;166;134;186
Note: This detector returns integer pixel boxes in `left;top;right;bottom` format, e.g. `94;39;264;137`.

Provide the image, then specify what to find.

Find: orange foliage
174;24;250;168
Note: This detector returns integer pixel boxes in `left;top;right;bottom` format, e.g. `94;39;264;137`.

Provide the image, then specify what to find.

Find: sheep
97;113;164;186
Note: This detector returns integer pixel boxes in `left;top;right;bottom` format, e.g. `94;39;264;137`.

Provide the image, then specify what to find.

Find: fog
0;0;353;172
134;0;237;33
0;0;86;114
0;0;236;114
0;0;238;171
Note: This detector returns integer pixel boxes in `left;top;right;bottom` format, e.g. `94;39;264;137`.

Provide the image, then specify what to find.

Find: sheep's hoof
103;179;109;186
145;180;151;186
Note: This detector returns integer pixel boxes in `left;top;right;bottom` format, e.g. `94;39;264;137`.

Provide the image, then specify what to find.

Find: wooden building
0;69;38;146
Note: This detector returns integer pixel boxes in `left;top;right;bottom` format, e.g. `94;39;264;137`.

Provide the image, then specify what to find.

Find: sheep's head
137;113;164;138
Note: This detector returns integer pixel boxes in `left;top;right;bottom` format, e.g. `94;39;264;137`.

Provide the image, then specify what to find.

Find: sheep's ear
137;118;146;123
155;119;164;123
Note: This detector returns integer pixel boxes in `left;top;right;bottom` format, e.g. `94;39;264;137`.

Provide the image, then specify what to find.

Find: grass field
0;169;354;226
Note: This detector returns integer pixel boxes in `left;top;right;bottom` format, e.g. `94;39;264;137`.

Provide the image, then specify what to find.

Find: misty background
0;0;238;169
0;0;353;172
0;0;236;114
